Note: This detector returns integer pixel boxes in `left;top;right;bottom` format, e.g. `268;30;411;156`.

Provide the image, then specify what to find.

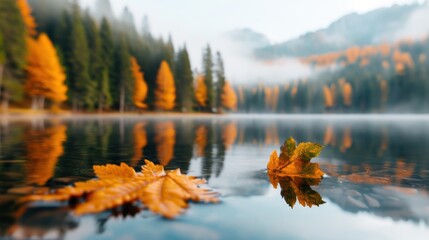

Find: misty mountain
223;28;271;50
255;3;426;58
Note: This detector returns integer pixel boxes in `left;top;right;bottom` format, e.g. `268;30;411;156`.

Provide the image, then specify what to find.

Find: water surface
1;115;429;240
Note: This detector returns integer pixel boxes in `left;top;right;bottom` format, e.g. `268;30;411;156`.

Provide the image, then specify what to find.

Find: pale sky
83;0;425;82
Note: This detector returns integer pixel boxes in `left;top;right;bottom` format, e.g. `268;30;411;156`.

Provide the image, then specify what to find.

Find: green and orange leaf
267;137;324;178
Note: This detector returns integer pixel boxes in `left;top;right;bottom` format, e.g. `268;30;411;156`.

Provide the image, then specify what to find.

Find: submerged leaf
267;137;324;178
24;160;219;219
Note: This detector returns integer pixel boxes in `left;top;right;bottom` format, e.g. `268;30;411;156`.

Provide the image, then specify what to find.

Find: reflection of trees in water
155;121;175;166
131;122;147;167
200;121;237;181
25;123;67;185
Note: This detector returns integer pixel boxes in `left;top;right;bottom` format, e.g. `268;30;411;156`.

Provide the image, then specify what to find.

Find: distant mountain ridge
254;3;426;59
223;28;271;49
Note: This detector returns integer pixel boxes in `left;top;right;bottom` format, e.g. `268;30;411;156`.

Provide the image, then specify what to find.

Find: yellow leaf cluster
130;57;148;109
221;81;237;111
25;34;67;102
24;160;219;219
267;137;324;178
195;75;207;107
155;61;175;110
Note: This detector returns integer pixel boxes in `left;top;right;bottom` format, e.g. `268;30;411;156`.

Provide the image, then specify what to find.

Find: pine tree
0;0;27;110
99;67;112;112
221;81;237;111
25;33;67;110
165;36;175;70
174;46;194;112
202;44;214;112
113;37;133;112
84;12;105;111
215;51;225;111
141;15;151;37
130;57;148;109
99;18;114;69
66;2;94;111
17;0;37;37
155;60;175;110
195;75;207;109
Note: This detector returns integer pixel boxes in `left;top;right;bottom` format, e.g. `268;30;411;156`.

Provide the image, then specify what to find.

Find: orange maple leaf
267;137;324;178
24;160;219;219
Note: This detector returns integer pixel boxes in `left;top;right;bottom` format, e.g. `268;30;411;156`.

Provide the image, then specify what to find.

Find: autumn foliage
16;0;36;37
267;137;325;208
25;33;67;109
267;137;324;178
221;81;237;111
130;57;148;109
25;160;219;219
195;75;207;108
155;60;175;110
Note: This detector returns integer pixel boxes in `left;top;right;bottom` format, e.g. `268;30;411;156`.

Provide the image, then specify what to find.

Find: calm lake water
1;114;429;240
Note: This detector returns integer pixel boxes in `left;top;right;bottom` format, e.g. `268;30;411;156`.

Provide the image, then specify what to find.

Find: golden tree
323;85;334;108
154;60;175;110
221;81;237;111
25;33;67;110
130;57;148;109
342;82;352;106
17;0;37;37
195;75;207;108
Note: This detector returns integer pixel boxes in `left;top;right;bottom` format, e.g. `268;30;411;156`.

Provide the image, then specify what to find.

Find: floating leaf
267;137;325;208
23;160;219;219
267;137;324;178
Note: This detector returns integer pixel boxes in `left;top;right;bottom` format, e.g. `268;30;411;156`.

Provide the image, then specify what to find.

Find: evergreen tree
98;67;112;112
202;44;214;112
215;51;225;111
99;18;114;69
113;37;132;112
0;0;27;109
155;61;175;111
141;15;151;37
174;46;194;112
165;36;175;70
66;2;94;111
84;12;104;111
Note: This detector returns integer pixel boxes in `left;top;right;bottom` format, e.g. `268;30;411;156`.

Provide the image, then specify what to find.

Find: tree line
237;38;429;113
0;0;237;113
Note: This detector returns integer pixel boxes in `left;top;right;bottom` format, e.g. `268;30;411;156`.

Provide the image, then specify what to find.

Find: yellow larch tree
155;60;175;110
17;0;37;37
323;85;334;108
342;82;352;107
130;57;148;109
221;81;237;111
25;33;67;110
195;75;207;108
